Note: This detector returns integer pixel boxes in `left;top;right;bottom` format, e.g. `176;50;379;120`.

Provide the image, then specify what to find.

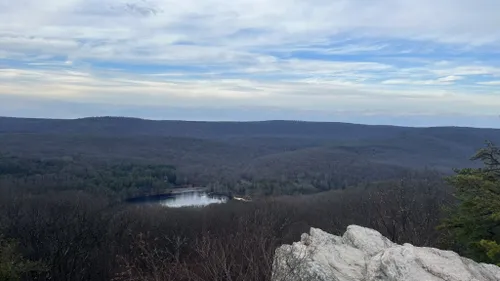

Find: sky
1;0;500;127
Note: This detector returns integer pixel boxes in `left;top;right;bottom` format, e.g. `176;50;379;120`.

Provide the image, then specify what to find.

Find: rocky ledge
272;225;500;281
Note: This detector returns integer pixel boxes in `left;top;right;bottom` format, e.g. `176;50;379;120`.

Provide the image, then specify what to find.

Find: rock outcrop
272;225;500;281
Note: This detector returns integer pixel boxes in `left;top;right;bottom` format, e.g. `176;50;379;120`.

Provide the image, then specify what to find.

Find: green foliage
479;240;500;265
0;236;44;281
441;142;500;264
0;155;178;198
3;117;498;197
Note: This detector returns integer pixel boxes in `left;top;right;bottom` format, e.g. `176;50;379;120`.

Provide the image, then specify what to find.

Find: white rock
341;225;396;257
272;225;500;281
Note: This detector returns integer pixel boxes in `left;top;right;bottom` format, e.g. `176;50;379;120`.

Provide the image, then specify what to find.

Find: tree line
0;143;499;280
0;155;178;198
0;172;453;280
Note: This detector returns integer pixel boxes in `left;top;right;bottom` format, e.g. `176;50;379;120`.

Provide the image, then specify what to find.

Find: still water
128;191;228;208
161;191;228;207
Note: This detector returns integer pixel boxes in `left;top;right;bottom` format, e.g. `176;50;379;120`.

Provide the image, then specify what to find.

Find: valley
1;117;499;281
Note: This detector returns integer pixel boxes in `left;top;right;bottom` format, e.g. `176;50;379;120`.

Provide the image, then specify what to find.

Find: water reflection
160;191;227;208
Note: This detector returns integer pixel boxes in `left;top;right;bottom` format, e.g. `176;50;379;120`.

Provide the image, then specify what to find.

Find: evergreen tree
442;142;500;264
0;236;44;281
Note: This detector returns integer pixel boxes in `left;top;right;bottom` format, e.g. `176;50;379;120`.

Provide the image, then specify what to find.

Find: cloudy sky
1;0;500;127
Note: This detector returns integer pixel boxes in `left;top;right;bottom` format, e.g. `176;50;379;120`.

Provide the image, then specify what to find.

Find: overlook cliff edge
272;225;500;281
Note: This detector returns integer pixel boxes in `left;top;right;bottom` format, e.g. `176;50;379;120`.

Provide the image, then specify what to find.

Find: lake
127;190;229;208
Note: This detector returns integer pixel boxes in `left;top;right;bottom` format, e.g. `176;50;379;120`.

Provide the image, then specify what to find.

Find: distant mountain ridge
1;116;499;141
1;116;499;188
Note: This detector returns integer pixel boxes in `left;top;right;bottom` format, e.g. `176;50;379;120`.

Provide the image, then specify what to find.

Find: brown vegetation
0;171;453;281
1;117;492;280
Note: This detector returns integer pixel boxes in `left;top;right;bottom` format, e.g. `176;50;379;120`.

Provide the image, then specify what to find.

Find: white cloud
1;0;500;63
437;75;463;82
432;66;500;77
1;67;500;118
381;77;461;86
477;81;500;85
1;0;500;124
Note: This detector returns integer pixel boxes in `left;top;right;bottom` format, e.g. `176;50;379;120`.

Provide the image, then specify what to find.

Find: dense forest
0;117;499;280
2;117;500;194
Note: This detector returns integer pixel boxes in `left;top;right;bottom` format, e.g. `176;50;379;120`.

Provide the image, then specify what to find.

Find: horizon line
1;115;498;130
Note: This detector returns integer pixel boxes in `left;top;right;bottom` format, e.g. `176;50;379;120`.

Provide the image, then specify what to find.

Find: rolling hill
1;116;498;193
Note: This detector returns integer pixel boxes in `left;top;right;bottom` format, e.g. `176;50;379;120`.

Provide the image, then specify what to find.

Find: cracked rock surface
272;225;500;281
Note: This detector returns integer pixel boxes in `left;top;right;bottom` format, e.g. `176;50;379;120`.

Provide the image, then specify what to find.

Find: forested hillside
1;117;499;280
1;117;499;195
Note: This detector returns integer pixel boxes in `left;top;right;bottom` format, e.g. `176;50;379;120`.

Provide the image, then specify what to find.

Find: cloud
381;79;449;85
2;0;500;61
381;75;464;85
437;75;463;82
477;81;500;85
431;66;500;77
1;66;500;116
0;0;500;126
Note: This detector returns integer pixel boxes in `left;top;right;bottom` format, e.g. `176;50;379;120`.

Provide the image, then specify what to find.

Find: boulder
272;225;500;281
